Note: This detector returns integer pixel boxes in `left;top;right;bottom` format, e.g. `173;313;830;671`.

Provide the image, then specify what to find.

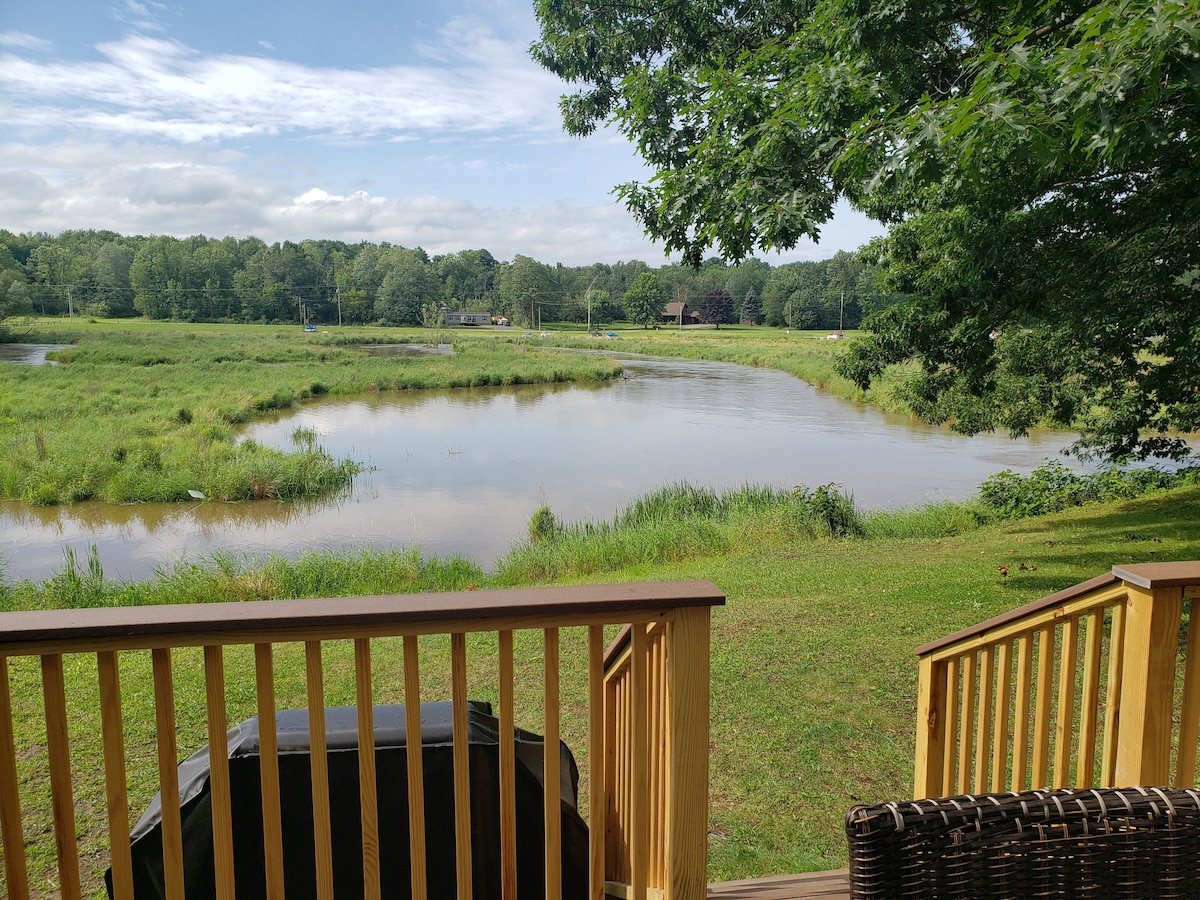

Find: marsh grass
1;322;619;505
495;482;869;583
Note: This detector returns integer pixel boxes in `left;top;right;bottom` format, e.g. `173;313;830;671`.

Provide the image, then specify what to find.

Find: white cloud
0;137;662;262
0;31;53;51
0;25;565;145
109;0;168;32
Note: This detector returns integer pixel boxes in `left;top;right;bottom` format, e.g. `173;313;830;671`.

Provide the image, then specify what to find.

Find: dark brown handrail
0;580;726;651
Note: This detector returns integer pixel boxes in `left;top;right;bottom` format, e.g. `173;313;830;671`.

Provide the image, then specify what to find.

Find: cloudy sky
0;0;886;266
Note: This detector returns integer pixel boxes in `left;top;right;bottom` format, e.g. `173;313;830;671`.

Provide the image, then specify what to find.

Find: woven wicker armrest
846;786;1200;899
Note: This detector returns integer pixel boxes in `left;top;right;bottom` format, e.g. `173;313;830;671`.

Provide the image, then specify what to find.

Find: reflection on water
1;354;1107;583
0;343;68;365
358;343;455;357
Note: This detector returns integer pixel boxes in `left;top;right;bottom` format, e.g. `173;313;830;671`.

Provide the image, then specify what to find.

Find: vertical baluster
1032;627;1055;789
1176;599;1200;787
941;656;960;797
650;633;664;890
588;625;605;900
355;638;380;900
152;648;185;900
619;674;630;882
403;635;427;900
305;641;334;900
1077;612;1105;787
975;645;994;794
450;633;472;900
1012;634;1034;791
499;630;517;900
0;655;30;900
603;666;620;887
1101;604;1127;787
630;625;648;900
957;653;976;794
1053;618;1079;788
659;634;672;894
203;646;235;900
254;643;286;900
991;641;1013;793
41;655;80;900
98;651;133;900
544;628;561;900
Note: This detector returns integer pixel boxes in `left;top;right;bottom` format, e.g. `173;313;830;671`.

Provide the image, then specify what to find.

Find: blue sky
0;0;886;265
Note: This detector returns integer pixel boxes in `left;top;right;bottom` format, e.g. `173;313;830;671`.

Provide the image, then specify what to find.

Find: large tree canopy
532;0;1200;459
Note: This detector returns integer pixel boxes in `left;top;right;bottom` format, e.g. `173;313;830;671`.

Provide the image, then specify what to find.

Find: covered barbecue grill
107;701;588;899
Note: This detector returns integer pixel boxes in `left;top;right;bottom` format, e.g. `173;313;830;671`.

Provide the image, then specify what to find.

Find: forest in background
0;229;901;331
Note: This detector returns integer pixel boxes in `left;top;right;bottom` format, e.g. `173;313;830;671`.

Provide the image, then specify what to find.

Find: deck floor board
707;869;851;899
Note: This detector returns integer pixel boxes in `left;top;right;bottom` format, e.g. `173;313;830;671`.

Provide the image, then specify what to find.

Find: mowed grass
3;478;1200;893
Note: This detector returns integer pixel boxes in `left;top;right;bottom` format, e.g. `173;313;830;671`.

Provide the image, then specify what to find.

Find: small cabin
663;302;701;326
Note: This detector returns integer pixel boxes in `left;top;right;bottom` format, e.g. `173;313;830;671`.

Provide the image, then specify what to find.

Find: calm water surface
2;353;1086;583
0;343;67;365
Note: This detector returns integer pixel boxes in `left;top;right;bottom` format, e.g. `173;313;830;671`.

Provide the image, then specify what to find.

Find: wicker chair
846;786;1200;898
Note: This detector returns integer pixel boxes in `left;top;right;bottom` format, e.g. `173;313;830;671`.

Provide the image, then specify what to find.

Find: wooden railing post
666;605;710;900
1114;582;1183;786
913;654;948;798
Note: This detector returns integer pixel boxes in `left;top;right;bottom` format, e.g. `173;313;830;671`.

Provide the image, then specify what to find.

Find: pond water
0;343;68;365
2;351;1093;584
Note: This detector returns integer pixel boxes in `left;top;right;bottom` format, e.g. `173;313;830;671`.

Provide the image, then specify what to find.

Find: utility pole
584;273;599;334
336;285;342;327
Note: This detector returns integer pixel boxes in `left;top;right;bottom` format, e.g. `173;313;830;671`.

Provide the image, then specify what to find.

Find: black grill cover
106;701;588;899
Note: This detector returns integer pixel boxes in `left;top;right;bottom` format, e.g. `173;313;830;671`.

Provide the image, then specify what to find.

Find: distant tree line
0;229;900;330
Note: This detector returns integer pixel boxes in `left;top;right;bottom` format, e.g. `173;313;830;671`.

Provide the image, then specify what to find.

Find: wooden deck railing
0;580;724;900
913;561;1200;798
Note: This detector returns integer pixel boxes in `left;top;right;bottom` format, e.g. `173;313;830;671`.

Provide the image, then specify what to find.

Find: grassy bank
0;320;620;505
2;467;1199;893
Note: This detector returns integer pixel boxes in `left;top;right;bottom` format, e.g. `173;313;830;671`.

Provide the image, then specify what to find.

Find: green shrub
792;483;865;537
978;460;1200;519
528;505;559;543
